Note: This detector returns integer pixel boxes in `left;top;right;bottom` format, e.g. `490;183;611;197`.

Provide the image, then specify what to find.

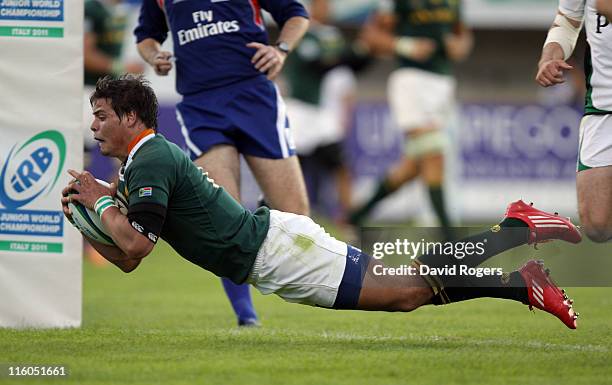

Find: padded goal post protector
0;1;84;328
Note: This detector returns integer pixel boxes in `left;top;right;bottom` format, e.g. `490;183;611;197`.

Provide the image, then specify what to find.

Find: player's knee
583;221;612;243
581;214;612;242
291;198;310;216
299;201;310;216
579;206;612;242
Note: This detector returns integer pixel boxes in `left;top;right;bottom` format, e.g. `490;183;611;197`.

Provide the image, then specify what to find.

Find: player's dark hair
90;74;158;129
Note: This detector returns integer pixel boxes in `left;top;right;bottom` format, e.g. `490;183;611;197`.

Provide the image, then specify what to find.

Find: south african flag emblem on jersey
139;187;153;197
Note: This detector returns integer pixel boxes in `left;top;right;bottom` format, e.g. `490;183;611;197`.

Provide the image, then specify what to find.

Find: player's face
90;98;131;159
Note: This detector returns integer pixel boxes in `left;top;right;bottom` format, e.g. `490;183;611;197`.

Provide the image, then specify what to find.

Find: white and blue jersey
135;0;306;159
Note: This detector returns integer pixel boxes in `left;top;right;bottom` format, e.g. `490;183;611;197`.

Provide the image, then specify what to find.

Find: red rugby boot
519;260;578;329
504;200;582;246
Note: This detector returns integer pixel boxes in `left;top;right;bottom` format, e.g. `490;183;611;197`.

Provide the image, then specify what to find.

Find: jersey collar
119;129;156;180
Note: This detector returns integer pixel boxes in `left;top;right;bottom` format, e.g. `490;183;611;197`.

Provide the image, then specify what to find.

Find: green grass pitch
1;240;611;385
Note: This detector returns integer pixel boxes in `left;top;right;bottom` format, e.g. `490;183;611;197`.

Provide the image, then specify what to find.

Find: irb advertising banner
0;0;83;328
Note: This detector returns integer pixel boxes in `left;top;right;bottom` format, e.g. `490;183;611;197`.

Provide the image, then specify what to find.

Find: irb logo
0;131;66;210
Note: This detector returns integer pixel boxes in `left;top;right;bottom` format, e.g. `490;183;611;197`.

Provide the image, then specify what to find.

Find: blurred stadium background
85;0;586;226
2;1;611;384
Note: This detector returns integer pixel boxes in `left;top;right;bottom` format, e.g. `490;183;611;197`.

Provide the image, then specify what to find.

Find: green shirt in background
284;24;350;106
84;0;129;86
393;0;460;75
117;135;270;284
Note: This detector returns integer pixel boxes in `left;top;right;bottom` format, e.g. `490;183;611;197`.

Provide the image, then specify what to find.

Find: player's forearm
137;38;164;66
539;42;566;67
360;14;398;56
276;16;309;51
540;11;583;63
445;24;474;62
87;239;141;273
100;207;153;260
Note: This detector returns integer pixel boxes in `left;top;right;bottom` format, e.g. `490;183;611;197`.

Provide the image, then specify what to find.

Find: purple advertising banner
460;104;581;180
345;102;582;181
87;102;582;187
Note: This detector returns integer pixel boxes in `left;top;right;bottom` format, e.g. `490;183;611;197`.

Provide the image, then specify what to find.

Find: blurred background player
134;0;310;326
84;0;144;152
83;0;145;266
536;0;612;242
283;0;370;223
348;0;473;241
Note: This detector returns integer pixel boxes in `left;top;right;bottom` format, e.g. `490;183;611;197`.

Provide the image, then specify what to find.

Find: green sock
427;185;453;240
349;178;393;225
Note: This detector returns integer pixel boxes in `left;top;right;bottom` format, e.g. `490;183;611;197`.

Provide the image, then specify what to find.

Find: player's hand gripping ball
66;179;127;246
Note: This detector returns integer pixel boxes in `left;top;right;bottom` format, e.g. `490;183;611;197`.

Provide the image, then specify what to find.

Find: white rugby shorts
247;210;348;308
578;114;612;170
387;68;456;132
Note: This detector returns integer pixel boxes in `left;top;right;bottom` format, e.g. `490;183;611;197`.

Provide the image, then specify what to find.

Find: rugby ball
67;179;122;246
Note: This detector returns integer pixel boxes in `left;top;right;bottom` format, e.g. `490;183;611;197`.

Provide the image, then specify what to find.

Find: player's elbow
123;238;154;260
119;258;142;273
583;223;612;243
579;208;612;243
284;15;309;32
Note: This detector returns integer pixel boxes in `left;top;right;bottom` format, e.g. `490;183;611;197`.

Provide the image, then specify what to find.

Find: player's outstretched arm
87;239;142;273
535;11;582;87
444;22;474;62
359;11;435;62
536;42;571;87
63;170;155;264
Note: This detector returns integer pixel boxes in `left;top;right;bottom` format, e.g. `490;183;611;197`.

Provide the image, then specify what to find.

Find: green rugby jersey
116;134;270;283
285;25;348;105
84;0;129;86
393;0;460;75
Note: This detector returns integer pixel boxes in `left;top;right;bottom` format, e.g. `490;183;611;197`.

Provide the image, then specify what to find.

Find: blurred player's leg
348;157;418;226
193;145;259;326
349;68;454;236
420;151;452;240
245;155;310;215
577;166;612;242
